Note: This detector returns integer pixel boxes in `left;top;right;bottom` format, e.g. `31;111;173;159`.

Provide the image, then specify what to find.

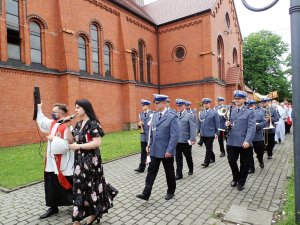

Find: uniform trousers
218;131;226;153
143;156;176;197
176;143;193;176
265;132;276;156
227;145;253;185
249;141;265;171
138;141;148;170
202;136;215;164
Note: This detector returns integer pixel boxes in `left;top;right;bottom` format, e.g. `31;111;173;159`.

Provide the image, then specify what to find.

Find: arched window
138;40;145;82
233;48;238;66
30;22;42;64
131;50;138;81
217;36;225;79
6;0;20;60
78;36;87;71
91;24;99;74
146;55;152;83
104;43;112;77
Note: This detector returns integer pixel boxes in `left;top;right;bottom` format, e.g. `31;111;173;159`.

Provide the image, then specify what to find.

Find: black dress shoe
165;194;174;200
201;163;209;168
134;168;145;173
136;193;149;201
237;183;245;191
260;162;265;168
210;159;215;163
267;156;272;160
248;169;255;174
220;152;225;157
175;175;183;180
188;171;193;175
230;181;237;187
39;207;59;219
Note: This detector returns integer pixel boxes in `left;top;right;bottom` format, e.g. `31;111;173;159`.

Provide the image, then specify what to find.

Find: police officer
226;90;256;191
214;96;227;157
134;99;153;173
137;94;179;201
175;99;196;180
198;98;219;168
247;99;266;173
185;101;196;116
260;97;279;159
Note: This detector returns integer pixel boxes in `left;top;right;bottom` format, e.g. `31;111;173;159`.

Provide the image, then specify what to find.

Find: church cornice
126;16;156;34
159;20;202;34
84;0;120;16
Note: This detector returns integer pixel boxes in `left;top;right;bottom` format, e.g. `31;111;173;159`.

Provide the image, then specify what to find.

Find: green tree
243;30;291;101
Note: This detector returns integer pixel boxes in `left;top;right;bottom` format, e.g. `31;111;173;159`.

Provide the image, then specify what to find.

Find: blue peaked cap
202;98;212;104
140;99;151;105
176;99;186;105
217;96;225;102
261;97;271;102
185;101;191;106
153;94;168;102
233;90;247;98
248;99;256;105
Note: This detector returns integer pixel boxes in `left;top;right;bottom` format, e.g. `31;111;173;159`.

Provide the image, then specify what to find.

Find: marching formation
35;90;293;224
135;90;293;199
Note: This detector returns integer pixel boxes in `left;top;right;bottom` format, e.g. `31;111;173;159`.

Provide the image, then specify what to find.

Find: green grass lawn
0;130;140;189
277;172;295;225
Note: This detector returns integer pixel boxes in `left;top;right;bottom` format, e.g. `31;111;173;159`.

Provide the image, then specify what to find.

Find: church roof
144;0;216;25
110;0;217;25
109;0;156;24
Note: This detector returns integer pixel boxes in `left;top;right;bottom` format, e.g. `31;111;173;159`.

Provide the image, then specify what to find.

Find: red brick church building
0;0;244;147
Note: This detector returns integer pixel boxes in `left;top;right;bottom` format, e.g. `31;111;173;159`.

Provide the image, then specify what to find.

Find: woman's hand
69;143;80;151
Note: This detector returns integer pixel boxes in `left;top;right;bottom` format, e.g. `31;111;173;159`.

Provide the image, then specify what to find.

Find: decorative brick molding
84;0;120;16
159;20;202;34
126;16;156;34
89;19;103;31
27;14;48;29
76;31;90;41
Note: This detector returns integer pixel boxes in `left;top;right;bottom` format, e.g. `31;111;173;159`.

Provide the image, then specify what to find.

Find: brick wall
0;0;242;147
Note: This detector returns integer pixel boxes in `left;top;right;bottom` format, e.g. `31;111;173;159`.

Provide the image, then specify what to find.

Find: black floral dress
71;119;117;222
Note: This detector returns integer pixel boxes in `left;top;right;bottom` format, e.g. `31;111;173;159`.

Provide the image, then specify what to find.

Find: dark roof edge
109;1;157;27
157;9;211;27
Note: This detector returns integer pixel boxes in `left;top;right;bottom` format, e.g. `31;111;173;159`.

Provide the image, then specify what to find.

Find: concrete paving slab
223;205;273;225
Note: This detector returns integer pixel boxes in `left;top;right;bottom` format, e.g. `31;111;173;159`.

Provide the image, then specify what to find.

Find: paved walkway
0;134;293;225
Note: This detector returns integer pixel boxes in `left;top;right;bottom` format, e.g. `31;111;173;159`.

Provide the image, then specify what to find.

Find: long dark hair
75;99;100;123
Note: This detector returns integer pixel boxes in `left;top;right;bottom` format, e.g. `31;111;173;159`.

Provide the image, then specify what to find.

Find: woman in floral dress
68;99;117;225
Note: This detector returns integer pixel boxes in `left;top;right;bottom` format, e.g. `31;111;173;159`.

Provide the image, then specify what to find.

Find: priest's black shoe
39;207;59;219
237;183;245;191
165;194;174;200
188;171;193;175
260;162;265;168
248;169;255;174
136;193;149;201
220;152;225;157
230;181;237;187
134;168;145;173
201;163;209;168
267;155;272;160
175;175;183;180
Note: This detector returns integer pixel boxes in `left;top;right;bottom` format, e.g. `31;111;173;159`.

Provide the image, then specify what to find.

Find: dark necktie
237;108;240;113
179;112;182;117
159;113;162;120
144;112;147;118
